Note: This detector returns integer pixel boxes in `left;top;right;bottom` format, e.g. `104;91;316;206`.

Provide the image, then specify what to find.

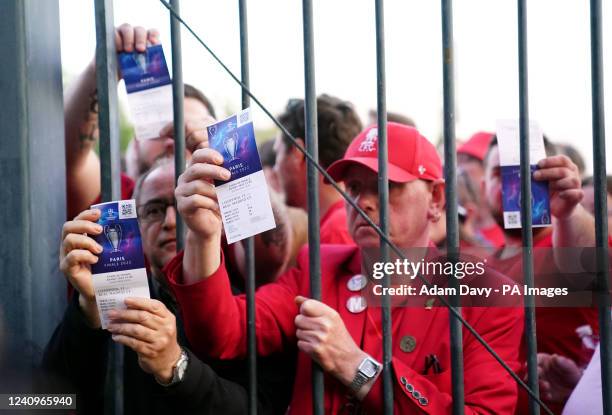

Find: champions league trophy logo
223;132;239;161
135;52;148;74
104;224;123;253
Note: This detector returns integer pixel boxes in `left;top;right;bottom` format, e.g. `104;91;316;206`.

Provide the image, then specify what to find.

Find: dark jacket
42;279;295;415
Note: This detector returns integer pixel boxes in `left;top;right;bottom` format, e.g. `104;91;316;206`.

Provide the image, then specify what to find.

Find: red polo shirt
319;200;354;245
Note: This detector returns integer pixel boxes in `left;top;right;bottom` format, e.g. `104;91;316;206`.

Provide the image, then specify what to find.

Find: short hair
132;155;174;206
368;109;416;128
582;175;612;195
485;133;557;167
184;83;216;119
278;94;363;168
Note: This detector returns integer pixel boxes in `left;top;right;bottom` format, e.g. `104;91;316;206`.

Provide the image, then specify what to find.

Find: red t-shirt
319;200;354;245
479;223;506;248
91;173;136;205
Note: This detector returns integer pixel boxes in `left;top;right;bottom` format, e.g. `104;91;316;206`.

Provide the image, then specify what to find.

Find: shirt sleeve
361;306;524;414
164;250;303;360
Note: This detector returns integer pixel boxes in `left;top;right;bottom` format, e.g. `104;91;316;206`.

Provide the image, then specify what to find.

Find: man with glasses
43;156;295;414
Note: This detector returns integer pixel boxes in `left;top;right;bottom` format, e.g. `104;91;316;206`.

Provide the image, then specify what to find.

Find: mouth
159;239;177;249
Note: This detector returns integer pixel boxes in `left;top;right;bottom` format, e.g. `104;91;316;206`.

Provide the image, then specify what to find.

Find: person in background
367;109;416;127
164;123;524;414
581;175;612;236
273;95;362;245
43;157;295;414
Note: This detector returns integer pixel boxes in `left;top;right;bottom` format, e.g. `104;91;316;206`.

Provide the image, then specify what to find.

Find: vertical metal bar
301;1;323;413
441;1;464;413
589;1;612;413
94;0;123;414
170;0;185;250
238;0;257;413
374;0;393;413
517;1;540;414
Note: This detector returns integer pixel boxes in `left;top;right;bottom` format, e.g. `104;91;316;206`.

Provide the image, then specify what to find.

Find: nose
163;138;175;154
162;205;177;230
354;188;378;214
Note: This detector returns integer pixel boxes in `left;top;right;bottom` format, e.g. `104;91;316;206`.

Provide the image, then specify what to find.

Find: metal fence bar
589;1;612;413
516;1;540;414
157;5;554;410
440;1;465;413
301;0;323;413
170;0;186;250
93;0;123;413
373;0;393;413
238;0;257;413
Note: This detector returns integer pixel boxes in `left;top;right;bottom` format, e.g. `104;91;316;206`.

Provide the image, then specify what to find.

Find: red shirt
488;232;600;414
479;223;506;248
319;200;354;245
91;173;136;205
164;245;524;414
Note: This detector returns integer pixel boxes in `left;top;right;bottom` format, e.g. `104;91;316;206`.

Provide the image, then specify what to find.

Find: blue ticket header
119;44;171;94
207;109;263;185
90;200;146;274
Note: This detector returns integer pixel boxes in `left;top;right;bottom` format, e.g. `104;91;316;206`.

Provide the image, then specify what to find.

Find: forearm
183;230;223;285
553;204;596;248
64;61;101;216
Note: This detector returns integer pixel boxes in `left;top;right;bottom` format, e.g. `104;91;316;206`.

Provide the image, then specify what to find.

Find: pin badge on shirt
346;295;367;314
400;335;417;353
347;274;367;292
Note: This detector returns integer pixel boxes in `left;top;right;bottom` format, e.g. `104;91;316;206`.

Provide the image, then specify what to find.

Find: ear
428;179;446;222
291;137;307;166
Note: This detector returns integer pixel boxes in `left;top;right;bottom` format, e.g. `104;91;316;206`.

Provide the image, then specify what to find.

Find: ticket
119;44;173;140
496;119;551;229
207;108;276;244
90;199;150;329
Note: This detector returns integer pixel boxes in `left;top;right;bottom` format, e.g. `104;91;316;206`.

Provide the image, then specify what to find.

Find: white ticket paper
90;199;150;329
207;108;276;244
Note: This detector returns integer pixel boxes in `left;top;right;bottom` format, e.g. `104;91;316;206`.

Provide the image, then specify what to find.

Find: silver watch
157;348;189;387
349;356;381;393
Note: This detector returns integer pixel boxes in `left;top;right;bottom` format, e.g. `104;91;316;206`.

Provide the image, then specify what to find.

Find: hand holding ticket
90;200;150;328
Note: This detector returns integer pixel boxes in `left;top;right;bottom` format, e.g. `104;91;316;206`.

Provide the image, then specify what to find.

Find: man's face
135;97;211;175
137;163;177;273
483;145;504;227
273;133;306;208
344;164;441;248
582;184;612;235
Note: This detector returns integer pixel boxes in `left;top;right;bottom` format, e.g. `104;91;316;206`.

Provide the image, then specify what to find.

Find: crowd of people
42;24;612;414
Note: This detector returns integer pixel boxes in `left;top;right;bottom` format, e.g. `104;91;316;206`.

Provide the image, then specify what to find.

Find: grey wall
0;0;66;375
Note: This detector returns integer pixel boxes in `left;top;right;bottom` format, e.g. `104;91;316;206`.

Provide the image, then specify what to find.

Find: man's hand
158;115;216;154
534;155;583;220
294;296;371;397
537;353;582;404
175;148;229;239
114;24;160;70
59;209;104;327
107;297;182;384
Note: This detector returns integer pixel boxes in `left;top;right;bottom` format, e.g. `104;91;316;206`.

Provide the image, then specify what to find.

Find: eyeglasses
138;199;176;224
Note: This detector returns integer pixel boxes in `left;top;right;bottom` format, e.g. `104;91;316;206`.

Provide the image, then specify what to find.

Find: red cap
326;122;442;183
457;131;494;161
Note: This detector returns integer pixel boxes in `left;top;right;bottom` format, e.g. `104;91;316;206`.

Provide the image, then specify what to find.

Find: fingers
108;322;157;343
62;233;103;256
548;176;581;192
147;28;161;45
177;194;221;216
533;167;577;182
117;23;135;52
158;120;210;153
62;217;103;240
72;208;102;223
115;24;159;53
294;314;328;331
62;249;99;269
124;298;168;317
176;179;217;201
537;155;577;170
107;308;162;330
190;148;225;166
556;189;584;203
181;161;230;183
295;297;330;318
133;26;148;52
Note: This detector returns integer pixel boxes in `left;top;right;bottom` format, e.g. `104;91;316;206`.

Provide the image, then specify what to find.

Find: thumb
295;295;309;307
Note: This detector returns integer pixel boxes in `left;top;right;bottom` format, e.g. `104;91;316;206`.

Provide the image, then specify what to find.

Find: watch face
361;359;378;377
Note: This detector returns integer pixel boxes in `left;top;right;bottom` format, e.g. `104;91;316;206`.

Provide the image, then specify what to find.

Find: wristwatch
349;356;381;394
157;348;189;387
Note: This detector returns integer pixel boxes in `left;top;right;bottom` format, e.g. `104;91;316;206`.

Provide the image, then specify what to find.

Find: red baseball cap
457;131;494;161
326;122;442;183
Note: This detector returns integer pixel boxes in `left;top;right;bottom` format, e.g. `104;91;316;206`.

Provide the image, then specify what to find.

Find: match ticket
207;108;276;244
90;200;150;329
119;44;173;140
496;120;551;229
